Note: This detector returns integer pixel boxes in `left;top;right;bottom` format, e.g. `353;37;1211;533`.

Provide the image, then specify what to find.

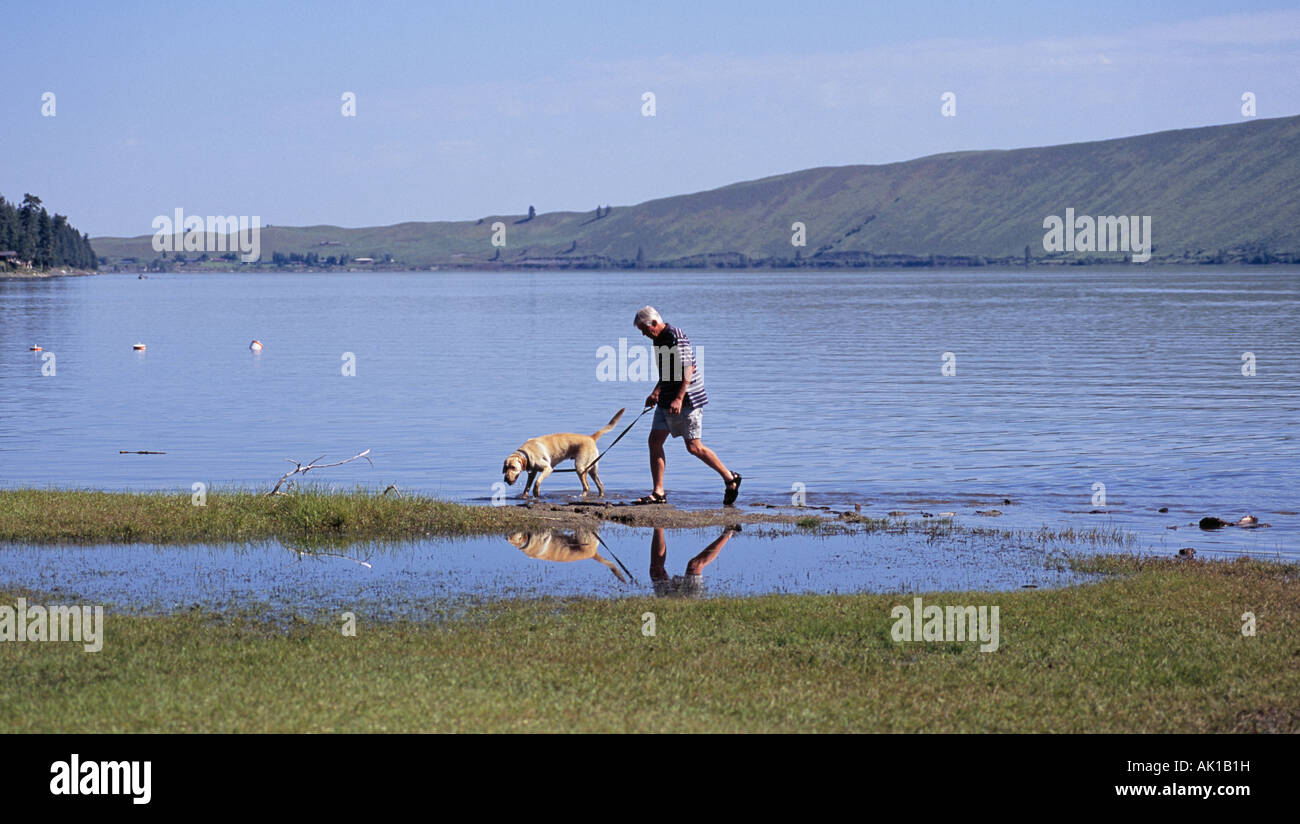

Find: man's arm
667;363;693;414
645;362;690;411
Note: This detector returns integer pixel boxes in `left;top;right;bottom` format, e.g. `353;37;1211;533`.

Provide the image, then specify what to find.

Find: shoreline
2;554;1295;732
0;488;823;544
0;489;1279;557
87;260;1300;275
3;492;1293;732
0;267;98;280
11;262;1300;278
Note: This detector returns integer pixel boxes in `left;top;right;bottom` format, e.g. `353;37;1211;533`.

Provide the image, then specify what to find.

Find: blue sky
3;0;1298;236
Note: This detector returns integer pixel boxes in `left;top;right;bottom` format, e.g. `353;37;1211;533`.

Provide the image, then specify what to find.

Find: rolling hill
92;114;1300;269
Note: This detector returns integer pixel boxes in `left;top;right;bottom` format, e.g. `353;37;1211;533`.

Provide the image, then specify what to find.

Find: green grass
784;511;1131;551
1;556;1294;732
0;488;551;544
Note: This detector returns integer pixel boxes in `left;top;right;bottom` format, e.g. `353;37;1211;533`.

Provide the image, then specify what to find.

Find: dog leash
552;404;655;473
594;532;638;584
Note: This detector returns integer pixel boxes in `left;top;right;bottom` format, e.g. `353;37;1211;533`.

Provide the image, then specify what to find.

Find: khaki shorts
652;404;703;439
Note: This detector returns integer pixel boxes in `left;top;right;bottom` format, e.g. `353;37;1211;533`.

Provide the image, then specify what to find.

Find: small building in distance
0;250;32;270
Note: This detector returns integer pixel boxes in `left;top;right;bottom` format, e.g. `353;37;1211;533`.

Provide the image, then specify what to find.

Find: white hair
633;305;662;328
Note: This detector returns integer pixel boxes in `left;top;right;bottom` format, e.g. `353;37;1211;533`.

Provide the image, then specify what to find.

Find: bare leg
648;429;668;496
649;527;668;582
684;438;734;483
686;527;736;575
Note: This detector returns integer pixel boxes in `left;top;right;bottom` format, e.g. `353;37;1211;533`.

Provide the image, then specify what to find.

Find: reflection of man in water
650;525;740;597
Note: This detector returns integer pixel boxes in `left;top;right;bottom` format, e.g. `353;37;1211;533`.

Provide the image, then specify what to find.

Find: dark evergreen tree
0;191;97;270
0;196;13;251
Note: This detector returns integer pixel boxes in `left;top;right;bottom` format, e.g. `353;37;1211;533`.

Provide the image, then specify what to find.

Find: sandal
723;473;742;507
634;492;668;505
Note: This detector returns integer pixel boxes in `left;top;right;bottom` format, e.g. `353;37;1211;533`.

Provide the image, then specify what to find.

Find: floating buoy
133;342;147;351
249;339;263;351
30;345;42;351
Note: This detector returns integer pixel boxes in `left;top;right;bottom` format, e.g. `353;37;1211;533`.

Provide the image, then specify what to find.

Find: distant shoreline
86;259;1300;276
10;261;1300;280
0;267;97;280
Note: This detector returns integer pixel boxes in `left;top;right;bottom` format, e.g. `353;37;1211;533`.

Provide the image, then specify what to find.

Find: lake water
2;268;1297;566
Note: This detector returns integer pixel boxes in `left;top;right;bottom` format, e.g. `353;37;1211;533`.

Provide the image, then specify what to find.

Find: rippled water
2;268;1297;557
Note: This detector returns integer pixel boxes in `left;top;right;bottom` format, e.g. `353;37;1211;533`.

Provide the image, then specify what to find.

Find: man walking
632;306;741;506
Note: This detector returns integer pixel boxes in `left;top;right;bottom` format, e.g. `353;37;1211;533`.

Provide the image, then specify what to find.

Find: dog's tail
591;408;625;441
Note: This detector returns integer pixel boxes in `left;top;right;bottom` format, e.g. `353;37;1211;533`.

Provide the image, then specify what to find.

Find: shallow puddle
0;524;1120;620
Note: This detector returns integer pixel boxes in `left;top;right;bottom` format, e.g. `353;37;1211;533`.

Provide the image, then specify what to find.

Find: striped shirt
654;324;708;409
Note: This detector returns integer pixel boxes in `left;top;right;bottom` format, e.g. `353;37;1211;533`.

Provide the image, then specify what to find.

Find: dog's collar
513;449;532;472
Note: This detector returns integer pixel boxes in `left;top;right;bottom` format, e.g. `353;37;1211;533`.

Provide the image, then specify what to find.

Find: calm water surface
2;268;1297;570
0;525;1098;618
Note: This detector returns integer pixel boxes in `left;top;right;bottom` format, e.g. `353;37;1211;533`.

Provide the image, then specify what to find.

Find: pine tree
36;209;54;268
0;196;13;252
17;204;38;261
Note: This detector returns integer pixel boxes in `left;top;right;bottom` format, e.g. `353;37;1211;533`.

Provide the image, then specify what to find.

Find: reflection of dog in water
507;529;627;582
650;525;739;598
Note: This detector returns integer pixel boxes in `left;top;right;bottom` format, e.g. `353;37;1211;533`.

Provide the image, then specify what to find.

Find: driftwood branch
268;448;372;495
284;545;373;569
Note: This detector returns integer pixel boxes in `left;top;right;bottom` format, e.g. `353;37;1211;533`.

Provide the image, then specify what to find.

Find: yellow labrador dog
507;529;626;582
502;408;624;498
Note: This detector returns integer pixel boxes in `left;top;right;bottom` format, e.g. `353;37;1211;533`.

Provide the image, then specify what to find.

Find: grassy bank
0;489;1132;545
0;488;835;544
1;556;1294;732
0;488;552;543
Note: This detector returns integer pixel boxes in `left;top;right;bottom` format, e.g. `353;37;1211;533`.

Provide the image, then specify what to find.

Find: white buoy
249;339;263;351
